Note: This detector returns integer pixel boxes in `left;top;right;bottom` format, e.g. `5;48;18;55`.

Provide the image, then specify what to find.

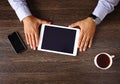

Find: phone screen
8;32;27;53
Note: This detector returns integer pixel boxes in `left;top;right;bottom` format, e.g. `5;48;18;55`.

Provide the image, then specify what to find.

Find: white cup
94;52;115;70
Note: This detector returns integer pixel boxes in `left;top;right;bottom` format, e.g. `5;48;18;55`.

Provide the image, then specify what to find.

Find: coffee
97;54;110;68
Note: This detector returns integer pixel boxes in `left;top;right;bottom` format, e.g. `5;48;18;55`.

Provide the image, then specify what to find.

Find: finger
40;20;51;24
83;37;90;51
31;34;36;50
89;37;93;48
78;30;84;48
35;33;39;47
79;35;87;52
69;22;79;28
25;33;29;45
28;34;32;49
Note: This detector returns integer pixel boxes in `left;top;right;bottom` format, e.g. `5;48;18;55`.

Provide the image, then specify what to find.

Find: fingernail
33;47;36;50
27;42;30;45
30;46;32;49
83;48;86;51
80;49;82;52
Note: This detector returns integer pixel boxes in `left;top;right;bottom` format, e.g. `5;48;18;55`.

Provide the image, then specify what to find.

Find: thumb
69;21;80;28
38;19;51;24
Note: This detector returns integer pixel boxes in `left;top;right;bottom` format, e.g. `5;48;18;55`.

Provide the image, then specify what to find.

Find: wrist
87;17;97;26
89;14;101;25
23;15;34;23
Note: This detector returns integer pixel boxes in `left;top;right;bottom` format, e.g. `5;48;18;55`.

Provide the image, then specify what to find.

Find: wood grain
0;0;120;84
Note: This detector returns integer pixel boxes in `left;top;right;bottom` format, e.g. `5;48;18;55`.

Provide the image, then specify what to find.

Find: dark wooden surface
0;0;120;84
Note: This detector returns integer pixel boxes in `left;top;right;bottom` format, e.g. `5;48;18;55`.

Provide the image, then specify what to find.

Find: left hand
69;17;96;52
23;16;50;50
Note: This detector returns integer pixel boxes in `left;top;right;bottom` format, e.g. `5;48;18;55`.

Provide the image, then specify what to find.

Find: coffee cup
94;52;115;70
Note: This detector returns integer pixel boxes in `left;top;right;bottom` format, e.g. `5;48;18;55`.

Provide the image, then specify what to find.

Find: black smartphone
8;32;27;53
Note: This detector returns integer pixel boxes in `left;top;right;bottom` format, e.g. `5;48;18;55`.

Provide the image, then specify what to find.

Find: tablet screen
38;24;80;56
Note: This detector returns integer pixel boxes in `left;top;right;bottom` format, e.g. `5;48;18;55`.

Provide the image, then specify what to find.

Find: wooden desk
0;0;120;84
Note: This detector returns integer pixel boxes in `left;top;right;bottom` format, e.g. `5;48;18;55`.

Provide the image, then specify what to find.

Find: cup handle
111;55;115;58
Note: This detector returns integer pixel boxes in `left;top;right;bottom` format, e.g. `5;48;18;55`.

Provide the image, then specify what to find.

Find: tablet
37;24;80;56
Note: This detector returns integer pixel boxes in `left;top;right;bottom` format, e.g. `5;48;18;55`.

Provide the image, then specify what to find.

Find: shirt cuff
92;1;114;21
15;5;32;21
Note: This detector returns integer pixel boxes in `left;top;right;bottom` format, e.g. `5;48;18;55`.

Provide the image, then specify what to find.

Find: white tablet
37;24;80;56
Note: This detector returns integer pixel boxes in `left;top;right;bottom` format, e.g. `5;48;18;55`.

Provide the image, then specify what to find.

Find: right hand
69;17;96;52
23;16;50;50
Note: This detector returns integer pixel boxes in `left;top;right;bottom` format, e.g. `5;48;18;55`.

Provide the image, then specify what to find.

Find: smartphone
8;32;27;53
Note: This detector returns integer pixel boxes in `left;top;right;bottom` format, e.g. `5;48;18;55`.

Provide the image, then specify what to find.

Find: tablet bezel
37;24;80;56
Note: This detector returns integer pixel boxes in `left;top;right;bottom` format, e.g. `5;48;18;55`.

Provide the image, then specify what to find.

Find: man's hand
23;16;50;50
69;17;96;52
